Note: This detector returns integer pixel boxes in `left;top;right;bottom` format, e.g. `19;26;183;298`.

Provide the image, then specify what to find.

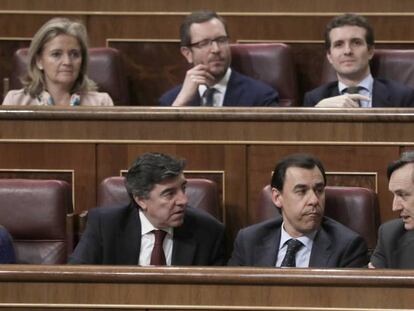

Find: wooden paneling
0;143;96;214
107;40;186;106
1;265;414;309
2;13;414;46
0;107;412;248
1;0;414;12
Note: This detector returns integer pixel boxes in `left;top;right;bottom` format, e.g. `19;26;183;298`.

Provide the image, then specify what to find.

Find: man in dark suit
228;154;368;267
369;151;414;269
69;152;225;266
304;13;414;108
159;10;278;107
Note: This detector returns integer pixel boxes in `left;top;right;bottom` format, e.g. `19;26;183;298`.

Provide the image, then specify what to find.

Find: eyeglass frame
187;36;230;49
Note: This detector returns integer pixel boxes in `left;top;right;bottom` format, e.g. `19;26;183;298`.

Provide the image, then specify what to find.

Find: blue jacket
159;70;279;107
303;78;414;107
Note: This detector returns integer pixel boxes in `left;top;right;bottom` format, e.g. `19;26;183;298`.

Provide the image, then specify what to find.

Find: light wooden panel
0;143;96;214
1;0;414;12
1;266;414;310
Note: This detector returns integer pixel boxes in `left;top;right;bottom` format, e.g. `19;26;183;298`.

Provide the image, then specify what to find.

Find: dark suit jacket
303;78;414;107
228;216;368;267
370;218;414;269
0;226;15;264
159;70;279;107
69;204;226;265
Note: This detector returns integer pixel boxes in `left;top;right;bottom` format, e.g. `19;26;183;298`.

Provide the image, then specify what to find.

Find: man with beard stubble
159;10;279;107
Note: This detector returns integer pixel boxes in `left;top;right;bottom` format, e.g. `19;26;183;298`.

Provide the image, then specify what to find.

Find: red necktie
150;230;167;265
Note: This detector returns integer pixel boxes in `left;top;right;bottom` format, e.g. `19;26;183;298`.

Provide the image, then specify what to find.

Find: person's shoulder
185;206;223;228
321;216;362;240
0;225;8;235
239;217;282;235
231;70;274;91
375;78;414;93
2;89;30;105
88;204;133;218
81;91;114;106
378;218;405;234
159;85;183;106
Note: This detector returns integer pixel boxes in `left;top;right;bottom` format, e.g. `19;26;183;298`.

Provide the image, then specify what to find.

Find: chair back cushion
0;179;72;264
98;176;221;221
230;43;299;106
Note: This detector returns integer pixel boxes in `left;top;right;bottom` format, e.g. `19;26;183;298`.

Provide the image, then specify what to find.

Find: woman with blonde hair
3;17;113;106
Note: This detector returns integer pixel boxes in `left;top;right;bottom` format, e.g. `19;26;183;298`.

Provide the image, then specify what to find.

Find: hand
172;64;215;106
368;262;376;269
315;94;370;108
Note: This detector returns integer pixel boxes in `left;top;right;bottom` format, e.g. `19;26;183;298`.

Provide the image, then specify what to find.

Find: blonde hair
23;17;97;97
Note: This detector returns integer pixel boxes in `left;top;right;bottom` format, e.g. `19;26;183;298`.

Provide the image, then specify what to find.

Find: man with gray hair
369;151;414;269
69;152;225;265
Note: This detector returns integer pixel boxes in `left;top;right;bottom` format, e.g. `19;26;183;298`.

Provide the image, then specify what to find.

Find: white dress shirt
275;222;316;268
198;68;231;107
138;209;173;266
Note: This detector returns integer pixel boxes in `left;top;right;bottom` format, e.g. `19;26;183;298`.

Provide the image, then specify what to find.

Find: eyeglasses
188;36;229;49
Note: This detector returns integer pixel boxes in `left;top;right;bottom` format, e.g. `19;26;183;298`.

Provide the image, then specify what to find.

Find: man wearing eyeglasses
159;10;279;107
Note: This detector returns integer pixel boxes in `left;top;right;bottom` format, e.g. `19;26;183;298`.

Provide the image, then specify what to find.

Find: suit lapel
309;227;332;267
171;220;197;265
253;226;281;266
116;204;141;264
327;82;340;98
223;71;241;106
372;80;392;107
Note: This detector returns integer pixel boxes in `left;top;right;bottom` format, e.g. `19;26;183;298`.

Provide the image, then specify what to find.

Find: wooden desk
0;106;413;243
0;265;414;310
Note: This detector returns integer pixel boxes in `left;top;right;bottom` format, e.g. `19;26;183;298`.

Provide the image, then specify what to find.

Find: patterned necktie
150;230;167;265
344;86;363;107
201;87;216;106
280;239;303;267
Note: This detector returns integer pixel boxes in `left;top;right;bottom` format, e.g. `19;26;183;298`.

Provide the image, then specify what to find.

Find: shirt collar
279;221;317;251
138;209;173;236
38;90;81;106
338;74;374;94
199;67;232;97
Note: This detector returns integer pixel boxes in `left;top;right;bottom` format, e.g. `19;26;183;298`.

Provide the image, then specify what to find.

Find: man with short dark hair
304;13;414;108
228;153;368;267
159;10;279;107
69;152;225;265
369;151;414;269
